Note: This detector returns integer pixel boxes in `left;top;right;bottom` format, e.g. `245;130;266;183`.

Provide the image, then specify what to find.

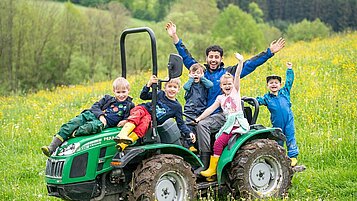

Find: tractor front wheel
129;154;196;201
230;139;293;199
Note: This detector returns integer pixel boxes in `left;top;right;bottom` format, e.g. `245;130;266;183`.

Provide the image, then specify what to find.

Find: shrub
286;19;331;42
258;23;282;46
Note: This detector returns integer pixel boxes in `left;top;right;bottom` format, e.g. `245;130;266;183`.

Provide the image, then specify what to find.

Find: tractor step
197;181;219;190
292;165;306;173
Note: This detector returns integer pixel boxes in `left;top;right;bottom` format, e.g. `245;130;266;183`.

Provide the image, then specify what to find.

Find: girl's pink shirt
215;87;242;115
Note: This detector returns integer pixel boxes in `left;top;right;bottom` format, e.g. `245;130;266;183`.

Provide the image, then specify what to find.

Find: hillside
0;33;356;200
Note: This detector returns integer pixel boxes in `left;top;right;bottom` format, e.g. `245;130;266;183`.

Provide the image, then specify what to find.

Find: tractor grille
46;159;64;178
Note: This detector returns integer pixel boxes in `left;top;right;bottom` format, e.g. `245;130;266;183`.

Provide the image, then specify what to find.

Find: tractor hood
45;127;120;185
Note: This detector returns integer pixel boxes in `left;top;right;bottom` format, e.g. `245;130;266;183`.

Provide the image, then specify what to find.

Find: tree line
217;0;357;32
59;0;356;32
0;0;343;95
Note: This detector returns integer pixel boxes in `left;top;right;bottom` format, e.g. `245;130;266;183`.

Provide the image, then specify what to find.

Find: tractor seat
157;118;182;145
140;118;183;146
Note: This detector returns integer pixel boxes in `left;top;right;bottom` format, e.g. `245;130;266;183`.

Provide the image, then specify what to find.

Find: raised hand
165;21;179;44
165;21;176;37
147;75;158;87
270;37;286;54
234;52;244;90
235;52;244;62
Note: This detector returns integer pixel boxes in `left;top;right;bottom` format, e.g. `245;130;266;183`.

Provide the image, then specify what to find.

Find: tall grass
0;33;356;200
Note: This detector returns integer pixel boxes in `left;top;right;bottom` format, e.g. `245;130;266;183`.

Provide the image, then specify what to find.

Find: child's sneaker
189;146;198;153
290;157;298;166
41;146;52;157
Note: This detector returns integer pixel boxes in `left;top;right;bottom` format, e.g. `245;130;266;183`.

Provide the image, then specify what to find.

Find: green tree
0;0;16;93
217;0;357;32
258;23;282;46
117;0;176;21
106;2;130;79
65;53;90;84
162;0;218;62
0;0;62;93
162;11;205;63
248;2;264;23
54;0;111;7
286;19;331;42
212;4;265;53
167;0;219;34
82;8;113;84
24;1;61;90
58;2;86;84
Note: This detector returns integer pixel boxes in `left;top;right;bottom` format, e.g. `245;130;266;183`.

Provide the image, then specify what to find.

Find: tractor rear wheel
129;154;196;201
230;139;293;199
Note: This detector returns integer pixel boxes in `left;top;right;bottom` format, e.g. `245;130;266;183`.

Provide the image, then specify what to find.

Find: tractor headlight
58;143;80;156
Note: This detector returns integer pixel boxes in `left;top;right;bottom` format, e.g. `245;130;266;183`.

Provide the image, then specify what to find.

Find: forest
58;0;357;32
0;0;356;95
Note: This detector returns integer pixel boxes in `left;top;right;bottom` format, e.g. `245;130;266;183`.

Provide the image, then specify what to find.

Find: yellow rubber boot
189;146;198;153
200;156;219;178
291;158;298;167
116;132;139;151
114;122;136;144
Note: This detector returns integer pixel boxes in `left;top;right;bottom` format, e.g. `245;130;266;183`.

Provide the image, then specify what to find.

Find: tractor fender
111;143;203;169
217;126;285;184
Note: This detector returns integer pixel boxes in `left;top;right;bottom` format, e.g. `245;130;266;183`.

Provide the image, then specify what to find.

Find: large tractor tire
129;154;197;201
229;139;293;199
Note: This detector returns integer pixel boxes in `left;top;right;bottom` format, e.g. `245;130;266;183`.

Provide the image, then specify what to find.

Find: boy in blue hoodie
257;62;299;166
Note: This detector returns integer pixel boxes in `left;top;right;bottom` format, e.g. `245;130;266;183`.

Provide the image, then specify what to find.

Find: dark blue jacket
183;77;213;119
175;39;274;111
88;95;134;127
257;68;294;131
140;86;192;137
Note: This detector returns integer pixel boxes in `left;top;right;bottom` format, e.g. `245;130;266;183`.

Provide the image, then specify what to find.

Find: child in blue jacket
257;62;299;166
183;63;213;152
41;77;134;157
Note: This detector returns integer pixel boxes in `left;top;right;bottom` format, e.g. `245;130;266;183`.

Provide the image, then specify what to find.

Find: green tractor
44;27;296;201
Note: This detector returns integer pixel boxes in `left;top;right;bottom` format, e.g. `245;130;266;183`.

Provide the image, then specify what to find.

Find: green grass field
0;33;356;200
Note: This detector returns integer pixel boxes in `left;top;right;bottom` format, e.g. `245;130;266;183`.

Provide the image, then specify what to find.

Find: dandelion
14;124;20;129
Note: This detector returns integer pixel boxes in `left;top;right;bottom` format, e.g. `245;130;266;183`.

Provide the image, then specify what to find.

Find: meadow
0;33;356;200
